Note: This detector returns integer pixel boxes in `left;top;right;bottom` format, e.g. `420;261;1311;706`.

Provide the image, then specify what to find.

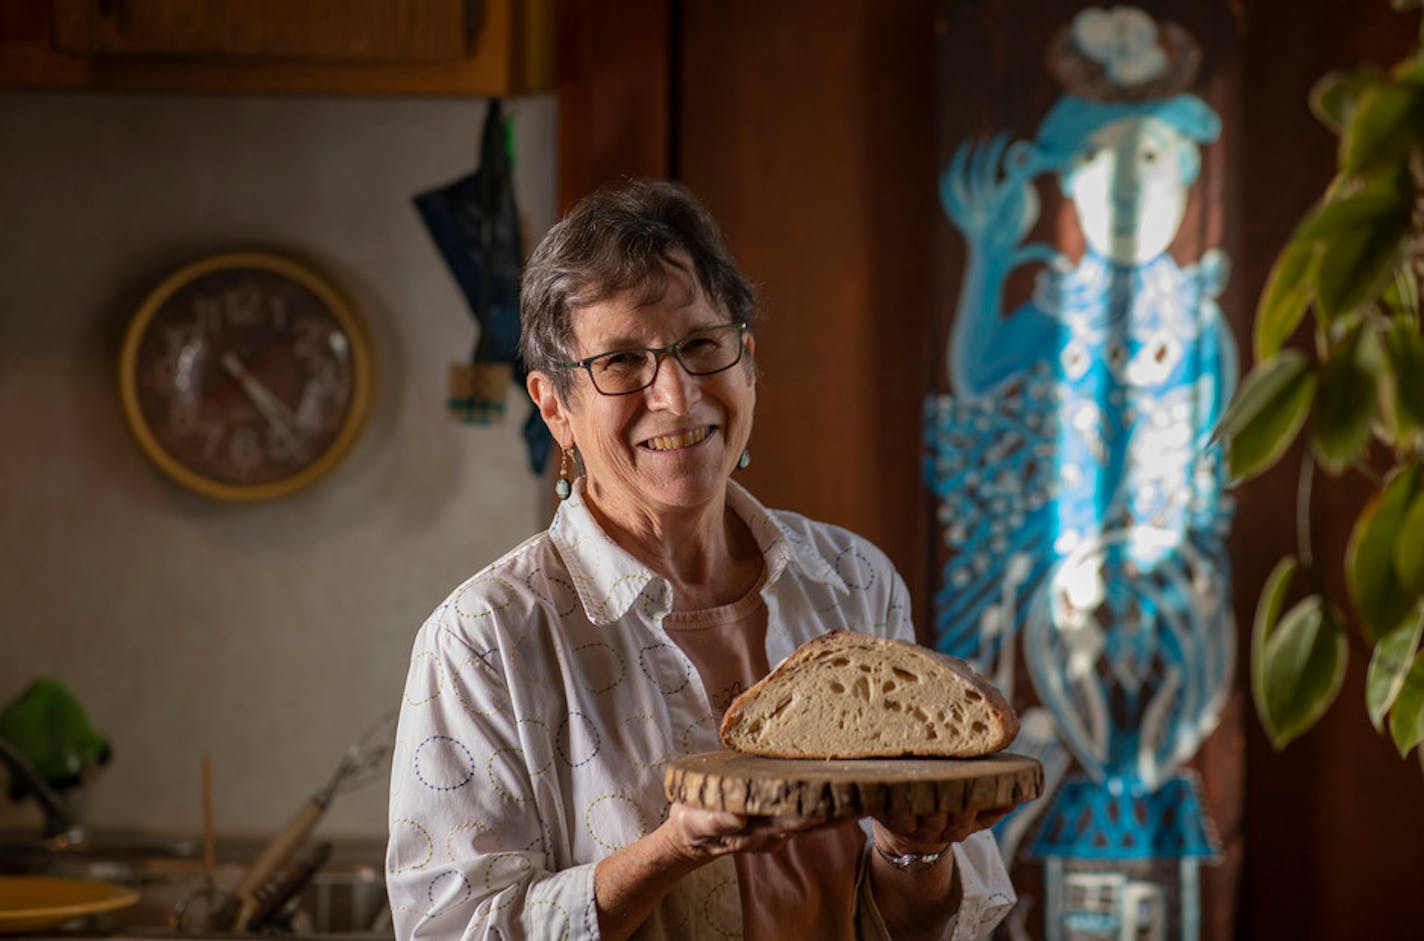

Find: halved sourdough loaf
719;631;1018;759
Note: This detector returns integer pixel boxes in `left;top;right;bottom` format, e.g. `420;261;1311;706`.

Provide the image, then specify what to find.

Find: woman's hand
866;806;1014;941
870;805;1012;858
663;802;833;863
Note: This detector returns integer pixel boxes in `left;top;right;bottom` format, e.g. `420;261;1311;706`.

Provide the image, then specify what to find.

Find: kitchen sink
0;830;389;937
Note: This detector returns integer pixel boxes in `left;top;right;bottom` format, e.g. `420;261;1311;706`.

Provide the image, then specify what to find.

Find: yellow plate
0;876;139;934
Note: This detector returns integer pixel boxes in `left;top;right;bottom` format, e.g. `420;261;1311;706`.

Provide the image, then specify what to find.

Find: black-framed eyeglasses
555;321;749;396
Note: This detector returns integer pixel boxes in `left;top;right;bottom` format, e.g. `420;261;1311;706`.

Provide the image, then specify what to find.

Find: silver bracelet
872;838;951;873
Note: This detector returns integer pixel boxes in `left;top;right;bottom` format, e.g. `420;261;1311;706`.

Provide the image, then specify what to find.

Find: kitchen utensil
0;875;138;935
243;840;333;932
664;751;1042;818
229;710;396;929
200;755;216;883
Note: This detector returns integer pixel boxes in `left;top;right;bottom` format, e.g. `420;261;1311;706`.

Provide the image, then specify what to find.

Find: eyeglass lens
588;324;744;395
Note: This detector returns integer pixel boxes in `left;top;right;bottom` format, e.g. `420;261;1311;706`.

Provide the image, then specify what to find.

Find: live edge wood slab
664;751;1043;818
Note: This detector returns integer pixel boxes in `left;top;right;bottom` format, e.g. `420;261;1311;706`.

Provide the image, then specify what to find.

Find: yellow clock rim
118;250;373;503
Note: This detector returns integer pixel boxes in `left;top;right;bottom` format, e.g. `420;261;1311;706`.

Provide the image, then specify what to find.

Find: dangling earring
737;449;751;470
555;446;576;500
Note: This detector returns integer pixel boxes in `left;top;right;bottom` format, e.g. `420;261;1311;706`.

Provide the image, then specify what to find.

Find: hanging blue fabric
413;99;553;474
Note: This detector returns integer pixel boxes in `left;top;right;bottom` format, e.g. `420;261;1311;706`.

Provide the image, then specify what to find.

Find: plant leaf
1252;556;1300;738
1341;81;1424;174
1367;609;1424;731
1383;268;1421;319
1395;492;1424;594
1259;595;1348;749
1387;648;1424;758
1384;322;1424;434
1254;239;1319;361
1311;327;1378;473
1216;350;1309;442
1347;466;1423;644
1295;183;1408;242
1223;355;1318;483
1312;194;1412;322
1310;67;1383;134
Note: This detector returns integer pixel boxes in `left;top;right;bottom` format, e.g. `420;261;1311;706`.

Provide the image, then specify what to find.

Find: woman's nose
645;352;699;412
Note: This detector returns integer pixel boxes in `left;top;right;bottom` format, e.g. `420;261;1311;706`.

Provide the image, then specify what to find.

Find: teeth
646;427;710;451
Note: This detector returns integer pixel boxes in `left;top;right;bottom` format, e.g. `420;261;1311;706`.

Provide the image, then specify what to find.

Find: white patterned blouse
386;480;1016;939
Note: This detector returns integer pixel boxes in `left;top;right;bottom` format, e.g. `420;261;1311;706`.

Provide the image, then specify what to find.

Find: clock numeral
229;427;263;475
266;424;307;465
167;397;199;436
270;293;289;331
194;296;225;338
201;421;226;462
225;282;265;327
292;316;333;368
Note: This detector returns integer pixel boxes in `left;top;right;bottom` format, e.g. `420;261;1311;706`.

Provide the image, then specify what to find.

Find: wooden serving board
665;751;1042;819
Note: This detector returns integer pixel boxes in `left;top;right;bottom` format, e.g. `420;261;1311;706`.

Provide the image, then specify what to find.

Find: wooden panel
678;0;938;613
556;0;671;210
1235;1;1424;938
52;0;467;61
0;0;554;95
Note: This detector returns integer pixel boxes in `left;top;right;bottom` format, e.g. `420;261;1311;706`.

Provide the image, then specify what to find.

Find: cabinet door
52;0;468;62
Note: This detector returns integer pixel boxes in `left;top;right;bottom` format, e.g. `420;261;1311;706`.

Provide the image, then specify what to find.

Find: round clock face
119;252;372;502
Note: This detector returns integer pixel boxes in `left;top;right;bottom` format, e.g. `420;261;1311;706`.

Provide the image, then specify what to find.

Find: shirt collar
549;479;847;626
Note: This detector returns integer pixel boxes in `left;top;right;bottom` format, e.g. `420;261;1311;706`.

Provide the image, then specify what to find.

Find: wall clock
118;251;372;502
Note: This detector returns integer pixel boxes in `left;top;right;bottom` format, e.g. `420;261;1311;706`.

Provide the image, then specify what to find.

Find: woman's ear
526;371;572;448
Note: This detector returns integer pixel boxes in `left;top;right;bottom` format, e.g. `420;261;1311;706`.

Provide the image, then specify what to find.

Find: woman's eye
600;352;644;370
682;338;718;354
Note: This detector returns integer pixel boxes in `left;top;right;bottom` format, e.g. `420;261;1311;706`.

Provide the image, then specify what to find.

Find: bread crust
718;631;1019;758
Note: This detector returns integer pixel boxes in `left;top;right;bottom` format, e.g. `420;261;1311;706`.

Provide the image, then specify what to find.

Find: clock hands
219;351;307;459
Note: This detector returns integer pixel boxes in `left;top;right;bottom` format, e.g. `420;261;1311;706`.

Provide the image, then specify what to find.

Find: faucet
0;737;83;841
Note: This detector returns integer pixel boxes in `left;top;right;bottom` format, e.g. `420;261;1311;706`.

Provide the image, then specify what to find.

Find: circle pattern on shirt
414;735;476;791
618;713;675;769
481;852;534;893
507;626;561;688
425;868;473;918
526;900;571;940
404;652;443;706
443;820;492;863
681;714;720;756
486;746;533;804
388;817;434;873
555;711;601;767
453;575;518;620
585;793;656;851
573;641;627;693
834;545;876;591
448;651;509;717
701;874;741;938
526;567;580;618
638;642;691;695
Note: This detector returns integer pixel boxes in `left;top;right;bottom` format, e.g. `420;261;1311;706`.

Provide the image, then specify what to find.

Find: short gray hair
519;180;759;400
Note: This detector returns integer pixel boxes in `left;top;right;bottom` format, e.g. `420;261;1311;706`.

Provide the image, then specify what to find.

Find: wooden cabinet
0;0;555;95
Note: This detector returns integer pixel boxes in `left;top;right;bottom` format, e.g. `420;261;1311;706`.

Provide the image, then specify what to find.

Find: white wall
0;89;557;839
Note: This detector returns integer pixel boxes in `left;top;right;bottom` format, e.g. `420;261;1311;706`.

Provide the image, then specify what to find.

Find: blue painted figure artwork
925;7;1237;940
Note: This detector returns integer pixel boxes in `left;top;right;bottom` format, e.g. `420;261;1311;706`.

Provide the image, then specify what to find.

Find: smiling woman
385;181;1023;941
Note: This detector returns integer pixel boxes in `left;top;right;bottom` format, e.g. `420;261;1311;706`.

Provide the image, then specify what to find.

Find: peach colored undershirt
663;574;865;940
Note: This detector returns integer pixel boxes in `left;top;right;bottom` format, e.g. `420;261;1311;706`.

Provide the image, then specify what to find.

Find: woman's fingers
874;804;1019;852
666;803;836;860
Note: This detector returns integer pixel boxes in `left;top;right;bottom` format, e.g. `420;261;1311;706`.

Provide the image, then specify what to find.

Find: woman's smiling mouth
641;426;714;451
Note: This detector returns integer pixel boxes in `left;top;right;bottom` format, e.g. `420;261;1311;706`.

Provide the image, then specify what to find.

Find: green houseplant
1219;0;1424;761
